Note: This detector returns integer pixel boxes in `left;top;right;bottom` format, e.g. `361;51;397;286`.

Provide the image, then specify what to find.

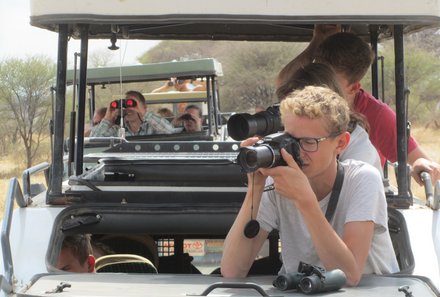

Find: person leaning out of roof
152;77;207;93
221;86;399;286
91;90;177;137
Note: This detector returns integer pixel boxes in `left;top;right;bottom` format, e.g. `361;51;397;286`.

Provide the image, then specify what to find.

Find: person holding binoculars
91;90;176;137
221;86;399;286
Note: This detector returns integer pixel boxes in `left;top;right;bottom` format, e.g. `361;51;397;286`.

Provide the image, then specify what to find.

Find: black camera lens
238;145;277;173
236;132;303;173
227;105;283;141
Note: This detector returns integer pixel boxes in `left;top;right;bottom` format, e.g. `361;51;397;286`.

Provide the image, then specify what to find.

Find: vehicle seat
95;254;158;273
93;234;159;268
388;208;415;274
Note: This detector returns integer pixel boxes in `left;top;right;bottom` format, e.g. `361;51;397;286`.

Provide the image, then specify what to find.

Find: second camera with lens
237;132;303;173
227;105;283;141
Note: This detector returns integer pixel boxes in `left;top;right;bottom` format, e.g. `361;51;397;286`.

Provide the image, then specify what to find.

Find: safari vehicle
62;58;230;175
1;0;440;296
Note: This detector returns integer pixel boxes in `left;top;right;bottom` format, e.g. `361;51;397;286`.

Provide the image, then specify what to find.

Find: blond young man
221;86;398;286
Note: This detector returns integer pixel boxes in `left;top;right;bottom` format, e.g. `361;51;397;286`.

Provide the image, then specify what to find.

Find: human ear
347;81;361;96
87;255;96;272
336;132;350;153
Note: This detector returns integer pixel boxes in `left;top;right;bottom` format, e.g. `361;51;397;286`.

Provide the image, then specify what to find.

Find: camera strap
325;161;344;222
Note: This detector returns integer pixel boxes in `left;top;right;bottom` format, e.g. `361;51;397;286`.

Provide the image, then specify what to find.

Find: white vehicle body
1;0;440;296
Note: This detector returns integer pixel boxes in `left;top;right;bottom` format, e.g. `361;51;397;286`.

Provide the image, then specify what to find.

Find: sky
0;0;159;67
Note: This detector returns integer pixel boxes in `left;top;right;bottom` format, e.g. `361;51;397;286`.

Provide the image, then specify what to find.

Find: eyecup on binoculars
272;262;346;294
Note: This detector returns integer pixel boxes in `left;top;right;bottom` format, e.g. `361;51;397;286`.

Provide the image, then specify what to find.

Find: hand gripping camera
237;132;303;173
227;105;283;141
272;262;347;294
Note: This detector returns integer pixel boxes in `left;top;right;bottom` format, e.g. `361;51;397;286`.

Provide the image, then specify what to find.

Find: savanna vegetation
1;30;440;217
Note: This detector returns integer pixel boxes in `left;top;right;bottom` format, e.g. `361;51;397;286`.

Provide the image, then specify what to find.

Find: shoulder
340;159;382;183
355;89;394;115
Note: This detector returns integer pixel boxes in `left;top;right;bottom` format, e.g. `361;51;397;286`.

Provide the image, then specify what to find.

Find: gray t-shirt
257;159;399;275
340;125;383;176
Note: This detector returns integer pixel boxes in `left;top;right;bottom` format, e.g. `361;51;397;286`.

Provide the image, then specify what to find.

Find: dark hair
125;90;146;105
276;62;369;134
157;107;174;117
62;234;92;265
185;104;202;117
276;63;344;101
95;107;107;118
315;32;375;84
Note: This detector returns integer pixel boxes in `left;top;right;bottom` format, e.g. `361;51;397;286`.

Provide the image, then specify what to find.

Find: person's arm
90;119;119;137
409;147;440;185
221;181;269;278
144;112;179;134
261;150;372;286
221;137;269;278
151;83;173;93
277;25;341;87
90;103;120;137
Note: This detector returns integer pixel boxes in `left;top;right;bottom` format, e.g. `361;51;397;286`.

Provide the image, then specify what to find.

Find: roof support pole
48;24;68;199
394;24;411;206
369;25;379;99
74;25;89;175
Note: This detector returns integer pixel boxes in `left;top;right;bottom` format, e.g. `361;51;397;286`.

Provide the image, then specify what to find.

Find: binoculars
110;98;137;109
272;262;346;294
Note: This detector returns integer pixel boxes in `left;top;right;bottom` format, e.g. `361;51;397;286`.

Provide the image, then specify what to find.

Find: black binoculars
272;262;346;294
110;98;137;109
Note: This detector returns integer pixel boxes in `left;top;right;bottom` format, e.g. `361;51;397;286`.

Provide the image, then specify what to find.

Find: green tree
139;40;305;112
0;56;55;167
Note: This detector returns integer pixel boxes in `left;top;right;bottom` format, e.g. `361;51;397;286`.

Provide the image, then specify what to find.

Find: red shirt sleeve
354;89;418;165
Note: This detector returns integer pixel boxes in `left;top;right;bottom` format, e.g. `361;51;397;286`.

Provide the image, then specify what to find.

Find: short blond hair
280;86;350;135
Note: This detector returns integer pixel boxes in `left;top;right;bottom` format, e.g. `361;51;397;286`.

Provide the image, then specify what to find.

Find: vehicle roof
23;273;440;297
65;58;223;85
30;0;440;42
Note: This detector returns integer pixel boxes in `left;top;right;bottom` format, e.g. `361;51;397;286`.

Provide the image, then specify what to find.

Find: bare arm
261;149;372;286
277;25;341;87
221;137;269;278
409;146;440;184
220;183;269;278
299;201;373;286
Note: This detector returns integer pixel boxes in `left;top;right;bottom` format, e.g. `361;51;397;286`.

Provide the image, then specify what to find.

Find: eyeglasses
292;134;339;152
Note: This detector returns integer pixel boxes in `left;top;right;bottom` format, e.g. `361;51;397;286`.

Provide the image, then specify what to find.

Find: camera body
273;262;347;294
110;98;137;109
237;132;303;173
227;105;283;141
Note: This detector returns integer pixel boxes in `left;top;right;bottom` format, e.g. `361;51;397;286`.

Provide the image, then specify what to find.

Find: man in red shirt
277;25;439;185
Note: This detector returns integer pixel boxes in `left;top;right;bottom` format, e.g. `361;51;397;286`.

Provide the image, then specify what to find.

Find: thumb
281;148;298;168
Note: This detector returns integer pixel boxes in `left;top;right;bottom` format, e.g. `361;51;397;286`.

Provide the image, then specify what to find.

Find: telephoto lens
227;105;283;140
272;273;305;291
298;269;346;294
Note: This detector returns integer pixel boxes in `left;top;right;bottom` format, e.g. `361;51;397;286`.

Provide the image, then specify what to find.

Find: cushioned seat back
95;254;158;273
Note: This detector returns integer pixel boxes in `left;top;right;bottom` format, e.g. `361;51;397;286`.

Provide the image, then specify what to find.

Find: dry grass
1;126;439;219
